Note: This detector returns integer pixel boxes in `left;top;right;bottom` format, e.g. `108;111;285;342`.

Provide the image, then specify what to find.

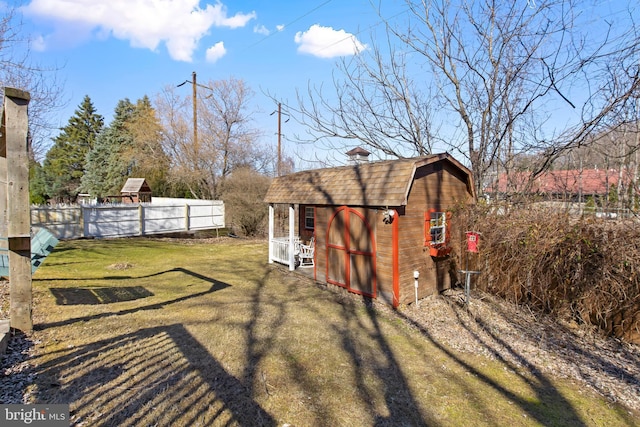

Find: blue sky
17;0;405;164
14;0;640;168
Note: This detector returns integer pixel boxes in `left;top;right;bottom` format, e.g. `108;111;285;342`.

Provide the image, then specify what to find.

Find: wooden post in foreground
0;87;32;332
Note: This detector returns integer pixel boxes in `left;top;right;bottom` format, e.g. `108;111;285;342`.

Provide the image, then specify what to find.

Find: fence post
80;205;85;238
185;204;189;231
82;205;90;238
1;88;32;332
139;204;144;236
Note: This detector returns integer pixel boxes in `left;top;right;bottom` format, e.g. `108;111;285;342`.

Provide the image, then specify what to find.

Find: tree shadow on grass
312;290;591;426
289;267;628;426
341;300;437;427
34;268;230;330
31;323;275;426
49;286;154;305
259;266;440;426
388;297;639;427
24;261;636;426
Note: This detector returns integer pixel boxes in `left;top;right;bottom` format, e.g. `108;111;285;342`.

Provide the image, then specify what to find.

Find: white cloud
205;41;226;63
21;0;256;62
31;34;47;52
294;24;366;59
276;24;285;32
254;24;269;36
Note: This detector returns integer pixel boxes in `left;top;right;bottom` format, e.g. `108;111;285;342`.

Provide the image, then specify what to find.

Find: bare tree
286;31;439;162
0;4;65;161
155;77;265;199
286;0;640;196
533;10;640;179
154;86;200;196
219;167;272;236
198;77;262;183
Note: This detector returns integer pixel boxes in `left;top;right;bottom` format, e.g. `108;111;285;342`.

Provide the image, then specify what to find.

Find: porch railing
270;237;300;267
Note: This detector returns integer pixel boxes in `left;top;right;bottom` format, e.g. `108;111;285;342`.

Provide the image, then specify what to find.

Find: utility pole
192;71;197;151
178;71;209;154
277;102;282;177
271;102;288;177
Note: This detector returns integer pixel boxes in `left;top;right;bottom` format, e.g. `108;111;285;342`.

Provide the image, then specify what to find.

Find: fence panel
31;206;82;239
29;199;225;239
143;205;187;234
84;205;140;238
187;203;225;230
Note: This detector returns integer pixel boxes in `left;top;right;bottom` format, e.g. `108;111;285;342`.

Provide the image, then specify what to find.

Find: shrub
454;203;640;344
219;168;272;237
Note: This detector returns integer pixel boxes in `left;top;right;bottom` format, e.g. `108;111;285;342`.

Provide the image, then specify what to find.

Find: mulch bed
375;288;640;412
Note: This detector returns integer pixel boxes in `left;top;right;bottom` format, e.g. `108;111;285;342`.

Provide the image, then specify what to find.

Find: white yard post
288;204;295;271
268;204;274;264
414;270;420;307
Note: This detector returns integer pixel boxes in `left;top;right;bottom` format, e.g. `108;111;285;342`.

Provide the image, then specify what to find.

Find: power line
244;0;334;50
313;7;411;56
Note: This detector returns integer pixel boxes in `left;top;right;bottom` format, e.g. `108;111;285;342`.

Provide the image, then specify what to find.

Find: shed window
428;212;446;245
305;207;315;229
425;210;452;257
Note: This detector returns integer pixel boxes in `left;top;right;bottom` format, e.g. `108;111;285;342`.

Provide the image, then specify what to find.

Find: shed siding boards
397;161;473;303
265;153;475;306
375;213;395;304
314;207;329;283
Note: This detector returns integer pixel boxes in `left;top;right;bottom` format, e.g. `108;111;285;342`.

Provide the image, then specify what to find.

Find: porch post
288;204;295;271
268;204;274;264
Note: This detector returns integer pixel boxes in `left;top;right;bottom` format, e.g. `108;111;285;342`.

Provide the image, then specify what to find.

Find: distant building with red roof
485;168;636;201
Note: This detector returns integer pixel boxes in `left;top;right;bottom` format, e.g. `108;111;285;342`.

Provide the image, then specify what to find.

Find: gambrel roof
264;153;474;207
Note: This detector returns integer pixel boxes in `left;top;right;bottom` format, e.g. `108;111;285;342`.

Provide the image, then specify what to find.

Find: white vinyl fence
31;198;224;239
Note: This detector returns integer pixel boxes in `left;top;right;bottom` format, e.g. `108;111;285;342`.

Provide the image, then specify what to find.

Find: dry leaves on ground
376;288;640;412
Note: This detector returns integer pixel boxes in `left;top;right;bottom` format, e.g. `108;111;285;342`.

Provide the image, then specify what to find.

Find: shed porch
268;204;315;271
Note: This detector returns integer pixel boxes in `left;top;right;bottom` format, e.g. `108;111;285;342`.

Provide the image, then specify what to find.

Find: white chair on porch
298;237;315;267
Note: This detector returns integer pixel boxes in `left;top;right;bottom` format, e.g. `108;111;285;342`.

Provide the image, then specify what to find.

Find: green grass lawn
24;237;638;426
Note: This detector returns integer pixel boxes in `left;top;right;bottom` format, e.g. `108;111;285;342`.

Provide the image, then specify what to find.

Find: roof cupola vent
346;147;371;165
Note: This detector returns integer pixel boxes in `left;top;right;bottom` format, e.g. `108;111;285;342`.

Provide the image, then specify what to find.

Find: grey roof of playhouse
264;152;474;207
121;178;151;193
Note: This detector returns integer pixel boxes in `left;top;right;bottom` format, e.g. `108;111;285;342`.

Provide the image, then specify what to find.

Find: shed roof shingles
265;155;460;207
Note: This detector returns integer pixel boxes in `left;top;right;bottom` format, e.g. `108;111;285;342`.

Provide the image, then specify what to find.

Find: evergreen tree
83;96;171;199
41;95;104;203
29;160;47;205
82;99;135;198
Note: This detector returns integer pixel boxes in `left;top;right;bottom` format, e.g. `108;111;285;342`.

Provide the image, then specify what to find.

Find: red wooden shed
264;153;475;307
